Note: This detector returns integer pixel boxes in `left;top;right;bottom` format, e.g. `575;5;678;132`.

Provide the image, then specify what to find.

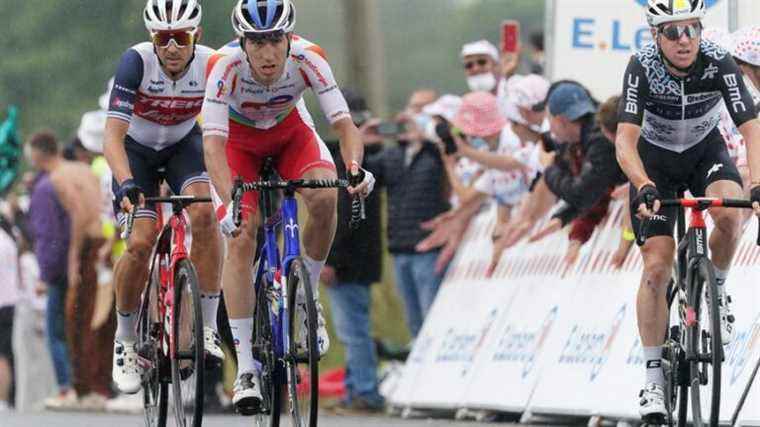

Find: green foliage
0;0;542;138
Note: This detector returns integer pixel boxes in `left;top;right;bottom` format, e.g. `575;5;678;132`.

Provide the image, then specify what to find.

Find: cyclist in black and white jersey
615;0;760;422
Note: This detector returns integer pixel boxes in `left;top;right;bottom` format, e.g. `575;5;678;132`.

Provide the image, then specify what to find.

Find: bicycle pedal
641;413;667;425
235;398;263;416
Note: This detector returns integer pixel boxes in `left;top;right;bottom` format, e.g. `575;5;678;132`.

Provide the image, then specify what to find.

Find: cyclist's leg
166;129;224;358
277;122;337;291
110;138;162;393
628;144;678;418
691;132;744;342
217;127;267;409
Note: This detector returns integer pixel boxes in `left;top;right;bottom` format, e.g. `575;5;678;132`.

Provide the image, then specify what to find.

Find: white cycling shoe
233;372;263;416
639;382;667;424
296;300;330;357
203;327;226;363
716;293;735;345
112;340;142;394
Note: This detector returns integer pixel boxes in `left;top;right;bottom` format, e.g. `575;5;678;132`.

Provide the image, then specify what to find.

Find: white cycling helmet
730;26;760;67
646;0;706;27
77;110;107;154
144;0;202;32
231;0;296;37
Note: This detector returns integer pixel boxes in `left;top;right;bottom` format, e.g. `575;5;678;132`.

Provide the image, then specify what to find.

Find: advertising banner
549;0;731;100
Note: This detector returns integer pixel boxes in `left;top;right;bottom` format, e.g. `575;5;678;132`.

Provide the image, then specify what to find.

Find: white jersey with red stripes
201;35;350;137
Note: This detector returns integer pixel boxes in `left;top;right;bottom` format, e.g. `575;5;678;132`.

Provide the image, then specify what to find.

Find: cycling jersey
108;42;215;150
201;35;351;136
620;40;757;153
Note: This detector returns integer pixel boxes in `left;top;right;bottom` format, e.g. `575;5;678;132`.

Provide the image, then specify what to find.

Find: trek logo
137;95;203;110
625;75;640;115
134;94;204;125
111;97;134;111
723;74;747;114
706;163;723;179
701;63;719;81
241;95;295;111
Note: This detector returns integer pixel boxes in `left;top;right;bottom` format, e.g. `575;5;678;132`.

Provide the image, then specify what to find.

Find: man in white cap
461;40;503;94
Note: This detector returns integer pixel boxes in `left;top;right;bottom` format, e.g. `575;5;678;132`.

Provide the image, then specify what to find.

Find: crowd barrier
382;202;760;426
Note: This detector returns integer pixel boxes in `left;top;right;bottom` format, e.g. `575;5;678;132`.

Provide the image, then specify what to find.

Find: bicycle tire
170;259;205;427
140;258;168;427
688;258;722;427
286;257;319;427
253;274;282;427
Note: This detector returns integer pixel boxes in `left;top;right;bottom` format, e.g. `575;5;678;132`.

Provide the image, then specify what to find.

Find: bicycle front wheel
253;274;282;427
688;258;722;427
287;258;319;427
170;259;205;427
140;257;168;427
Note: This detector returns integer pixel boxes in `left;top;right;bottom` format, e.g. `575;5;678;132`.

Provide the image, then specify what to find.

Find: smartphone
501;20;520;53
375;121;406;137
435;121;458;155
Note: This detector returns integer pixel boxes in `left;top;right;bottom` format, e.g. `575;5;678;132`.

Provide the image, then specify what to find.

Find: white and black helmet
231;0;296;37
646;0;706;27
144;0;202;32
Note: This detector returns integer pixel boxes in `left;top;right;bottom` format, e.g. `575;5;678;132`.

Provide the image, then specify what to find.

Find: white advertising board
548;0;732;100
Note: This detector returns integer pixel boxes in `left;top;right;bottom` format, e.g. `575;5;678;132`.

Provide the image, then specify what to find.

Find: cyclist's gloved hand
750;186;760;215
117;179;144;212
216;202;239;237
347;162;376;198
632;183;661;218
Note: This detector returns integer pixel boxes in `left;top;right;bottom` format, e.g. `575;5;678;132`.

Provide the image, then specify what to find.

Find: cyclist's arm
104;48;143;184
299;47;359;167
201;55;234;205
458;143;527;172
616;55;652;191
716;57;760;185
333;117;364;170
615;123;651;190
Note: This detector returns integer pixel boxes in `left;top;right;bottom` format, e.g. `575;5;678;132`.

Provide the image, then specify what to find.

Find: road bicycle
640;196;757;427
230;157;362;427
124;195;211;427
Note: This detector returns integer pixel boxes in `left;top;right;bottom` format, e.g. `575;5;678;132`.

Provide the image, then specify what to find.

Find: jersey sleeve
298;47;351;124
201;56;235;138
107;49;144;123
716;56;758;127
617;55;648;126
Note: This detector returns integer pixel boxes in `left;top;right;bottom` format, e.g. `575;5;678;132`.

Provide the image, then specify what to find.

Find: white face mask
466;73;497;92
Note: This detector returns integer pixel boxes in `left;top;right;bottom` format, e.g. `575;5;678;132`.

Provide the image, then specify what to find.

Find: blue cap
547;83;596;121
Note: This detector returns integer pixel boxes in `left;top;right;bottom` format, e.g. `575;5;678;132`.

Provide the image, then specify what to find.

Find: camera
435;120;459;155
374;121;406;137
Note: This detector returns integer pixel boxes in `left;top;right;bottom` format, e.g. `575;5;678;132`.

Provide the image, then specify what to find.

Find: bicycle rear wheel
170;259;205;427
253;275;282;427
688;258;722;427
287;258;319;427
140;257;168;427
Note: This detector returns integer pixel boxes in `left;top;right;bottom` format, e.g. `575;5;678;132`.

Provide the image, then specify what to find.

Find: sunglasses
244;30;286;44
151;29;198;48
464;58;489;70
659;22;702;41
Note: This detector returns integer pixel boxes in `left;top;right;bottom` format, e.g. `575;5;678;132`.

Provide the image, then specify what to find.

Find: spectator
322;89;384;413
528;30;545;75
0;208;19;412
461;40;504;94
519;88;627;269
28;131;111;409
365;90;450;339
26;132;76;409
729;26;760;107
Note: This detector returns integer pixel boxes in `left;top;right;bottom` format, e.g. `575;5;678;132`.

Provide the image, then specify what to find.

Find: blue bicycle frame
252;187;301;359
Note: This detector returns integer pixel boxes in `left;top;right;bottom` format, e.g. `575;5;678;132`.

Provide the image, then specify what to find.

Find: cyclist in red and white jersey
103;0;224;394
201;0;374;414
